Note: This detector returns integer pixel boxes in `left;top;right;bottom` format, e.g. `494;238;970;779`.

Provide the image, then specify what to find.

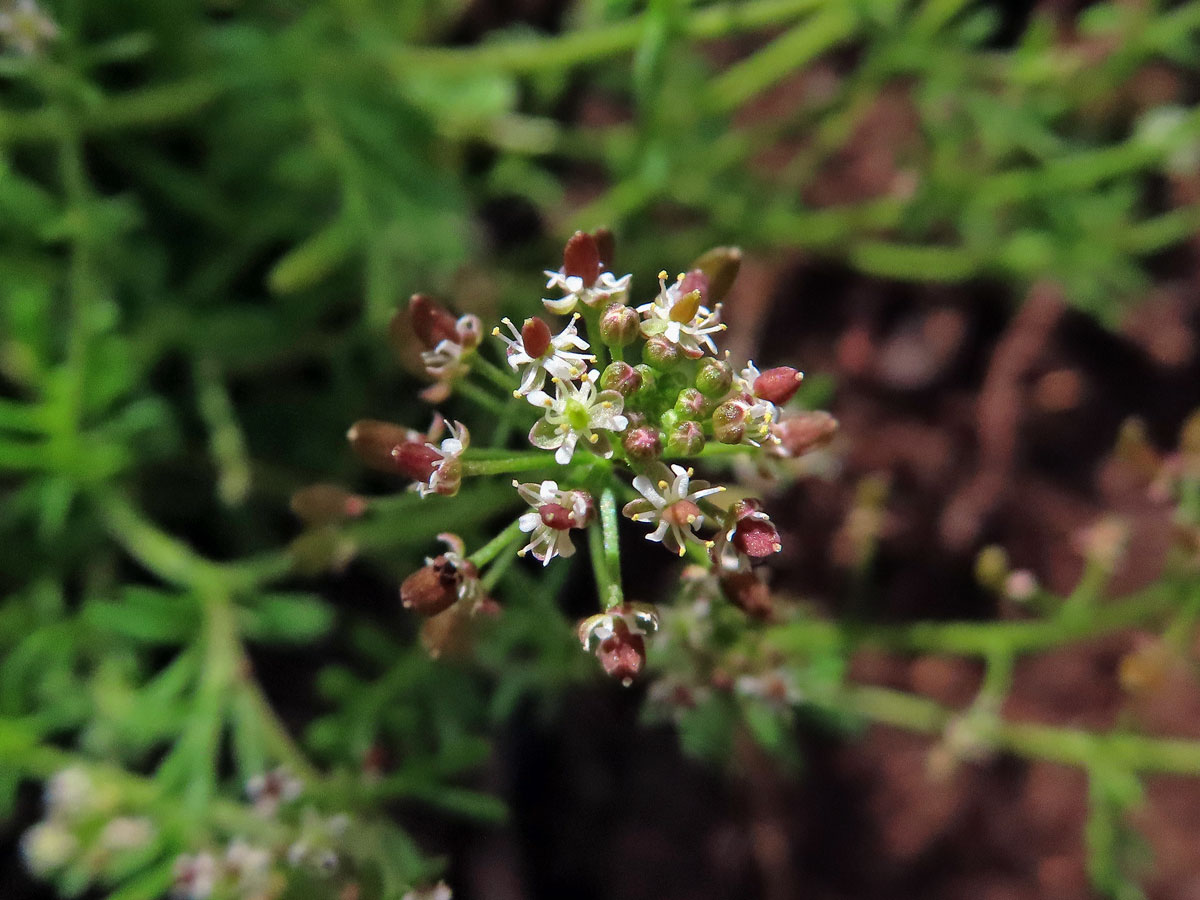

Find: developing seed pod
596;619;647;685
665;421;705;456
689;246;742;304
718;570;772;619
347;420;418;474
623;426;662;462
401;555;477;616
600;360;642;397
729;499;782;558
290;485;366;526
408;294;459;350
770;410;838;457
696;358;733;398
599;303;640;347
520;316;552;359
753;366;804;405
712;401;747;444
563;231;602;286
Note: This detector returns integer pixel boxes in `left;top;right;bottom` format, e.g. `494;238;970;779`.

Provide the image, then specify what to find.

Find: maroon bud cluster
596;619;647;684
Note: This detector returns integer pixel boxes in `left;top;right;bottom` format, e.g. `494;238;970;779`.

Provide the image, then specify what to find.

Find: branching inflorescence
349;232;835;683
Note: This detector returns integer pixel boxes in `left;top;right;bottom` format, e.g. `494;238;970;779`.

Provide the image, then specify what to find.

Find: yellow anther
658;480;669;490
589;434;599;443
512;390;522;398
491;326;501;336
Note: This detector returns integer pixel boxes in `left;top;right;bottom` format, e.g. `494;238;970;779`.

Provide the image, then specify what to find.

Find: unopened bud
599;303;640;347
623;426;662;462
732;517;781;558
563;231;601;286
674;387;710;420
719;570;772;619
521;317;552;358
712;401;747;444
666;421;705;456
393;442;443;482
633;364;657;397
771;411;838;457
689;246;742;304
753;366;804;405
644;335;682;368
408;294;459;350
696;358;733;398
291;485;366;526
600;360;642;397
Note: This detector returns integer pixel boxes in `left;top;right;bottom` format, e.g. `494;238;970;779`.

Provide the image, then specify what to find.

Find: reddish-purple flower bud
712;401;747;444
753;366;804;405
401;554;476;616
597;619;646;685
718;570;772;619
563;231;601;286
408;294;459;350
392;442;443;482
600;360;642;397
623;426;662;462
666;421;705;456
599;303;640;347
347;420;414;473
538;503;576;530
520;316;552;358
644;335;682;368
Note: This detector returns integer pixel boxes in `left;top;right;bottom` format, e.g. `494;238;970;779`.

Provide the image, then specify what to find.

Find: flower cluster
20;767;157;888
340;231;835;682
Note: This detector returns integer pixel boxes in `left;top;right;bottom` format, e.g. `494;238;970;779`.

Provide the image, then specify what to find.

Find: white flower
421;314;482;380
246;766;302;817
44;767;93;820
0;0;58;56
225;839;274;895
637;271;725;359
543;269;632;315
173;852;218;900
527;370;628;464
99;816;155;852
415;421;469;498
577;602;659;650
492;314;594;397
402;881;453;900
514;480;594;566
20;822;78;876
622;464;724;556
735;670;802;708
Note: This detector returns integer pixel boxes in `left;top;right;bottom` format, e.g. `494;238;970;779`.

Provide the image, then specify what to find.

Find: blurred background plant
4;0;1200;898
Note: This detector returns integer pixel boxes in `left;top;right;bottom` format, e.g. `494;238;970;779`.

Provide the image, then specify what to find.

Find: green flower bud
696;358;733;398
644;335;682;368
599;303;640;347
712;401;747;444
674;387;710;421
600;360;642;397
666;421;705;456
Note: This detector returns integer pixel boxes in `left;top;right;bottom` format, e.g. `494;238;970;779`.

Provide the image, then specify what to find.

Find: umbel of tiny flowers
527;369;629;464
623;463;726;556
515;479;595;565
493;314;594;397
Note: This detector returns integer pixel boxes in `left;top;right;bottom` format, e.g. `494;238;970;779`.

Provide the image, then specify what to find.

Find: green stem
469;518;526;569
597;487;624;609
471;354;518;394
461;452;558;476
387;0;832;75
456;379;509;416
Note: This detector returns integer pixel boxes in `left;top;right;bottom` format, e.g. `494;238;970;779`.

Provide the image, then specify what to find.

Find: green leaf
240;593;334;644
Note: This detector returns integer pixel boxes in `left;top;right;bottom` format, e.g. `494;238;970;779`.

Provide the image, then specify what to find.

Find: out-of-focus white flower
173;852;218;900
246;767;302;817
45;767;93;820
402;881;453;900
99;816;155;852
20;822;78;876
0;0;58;56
